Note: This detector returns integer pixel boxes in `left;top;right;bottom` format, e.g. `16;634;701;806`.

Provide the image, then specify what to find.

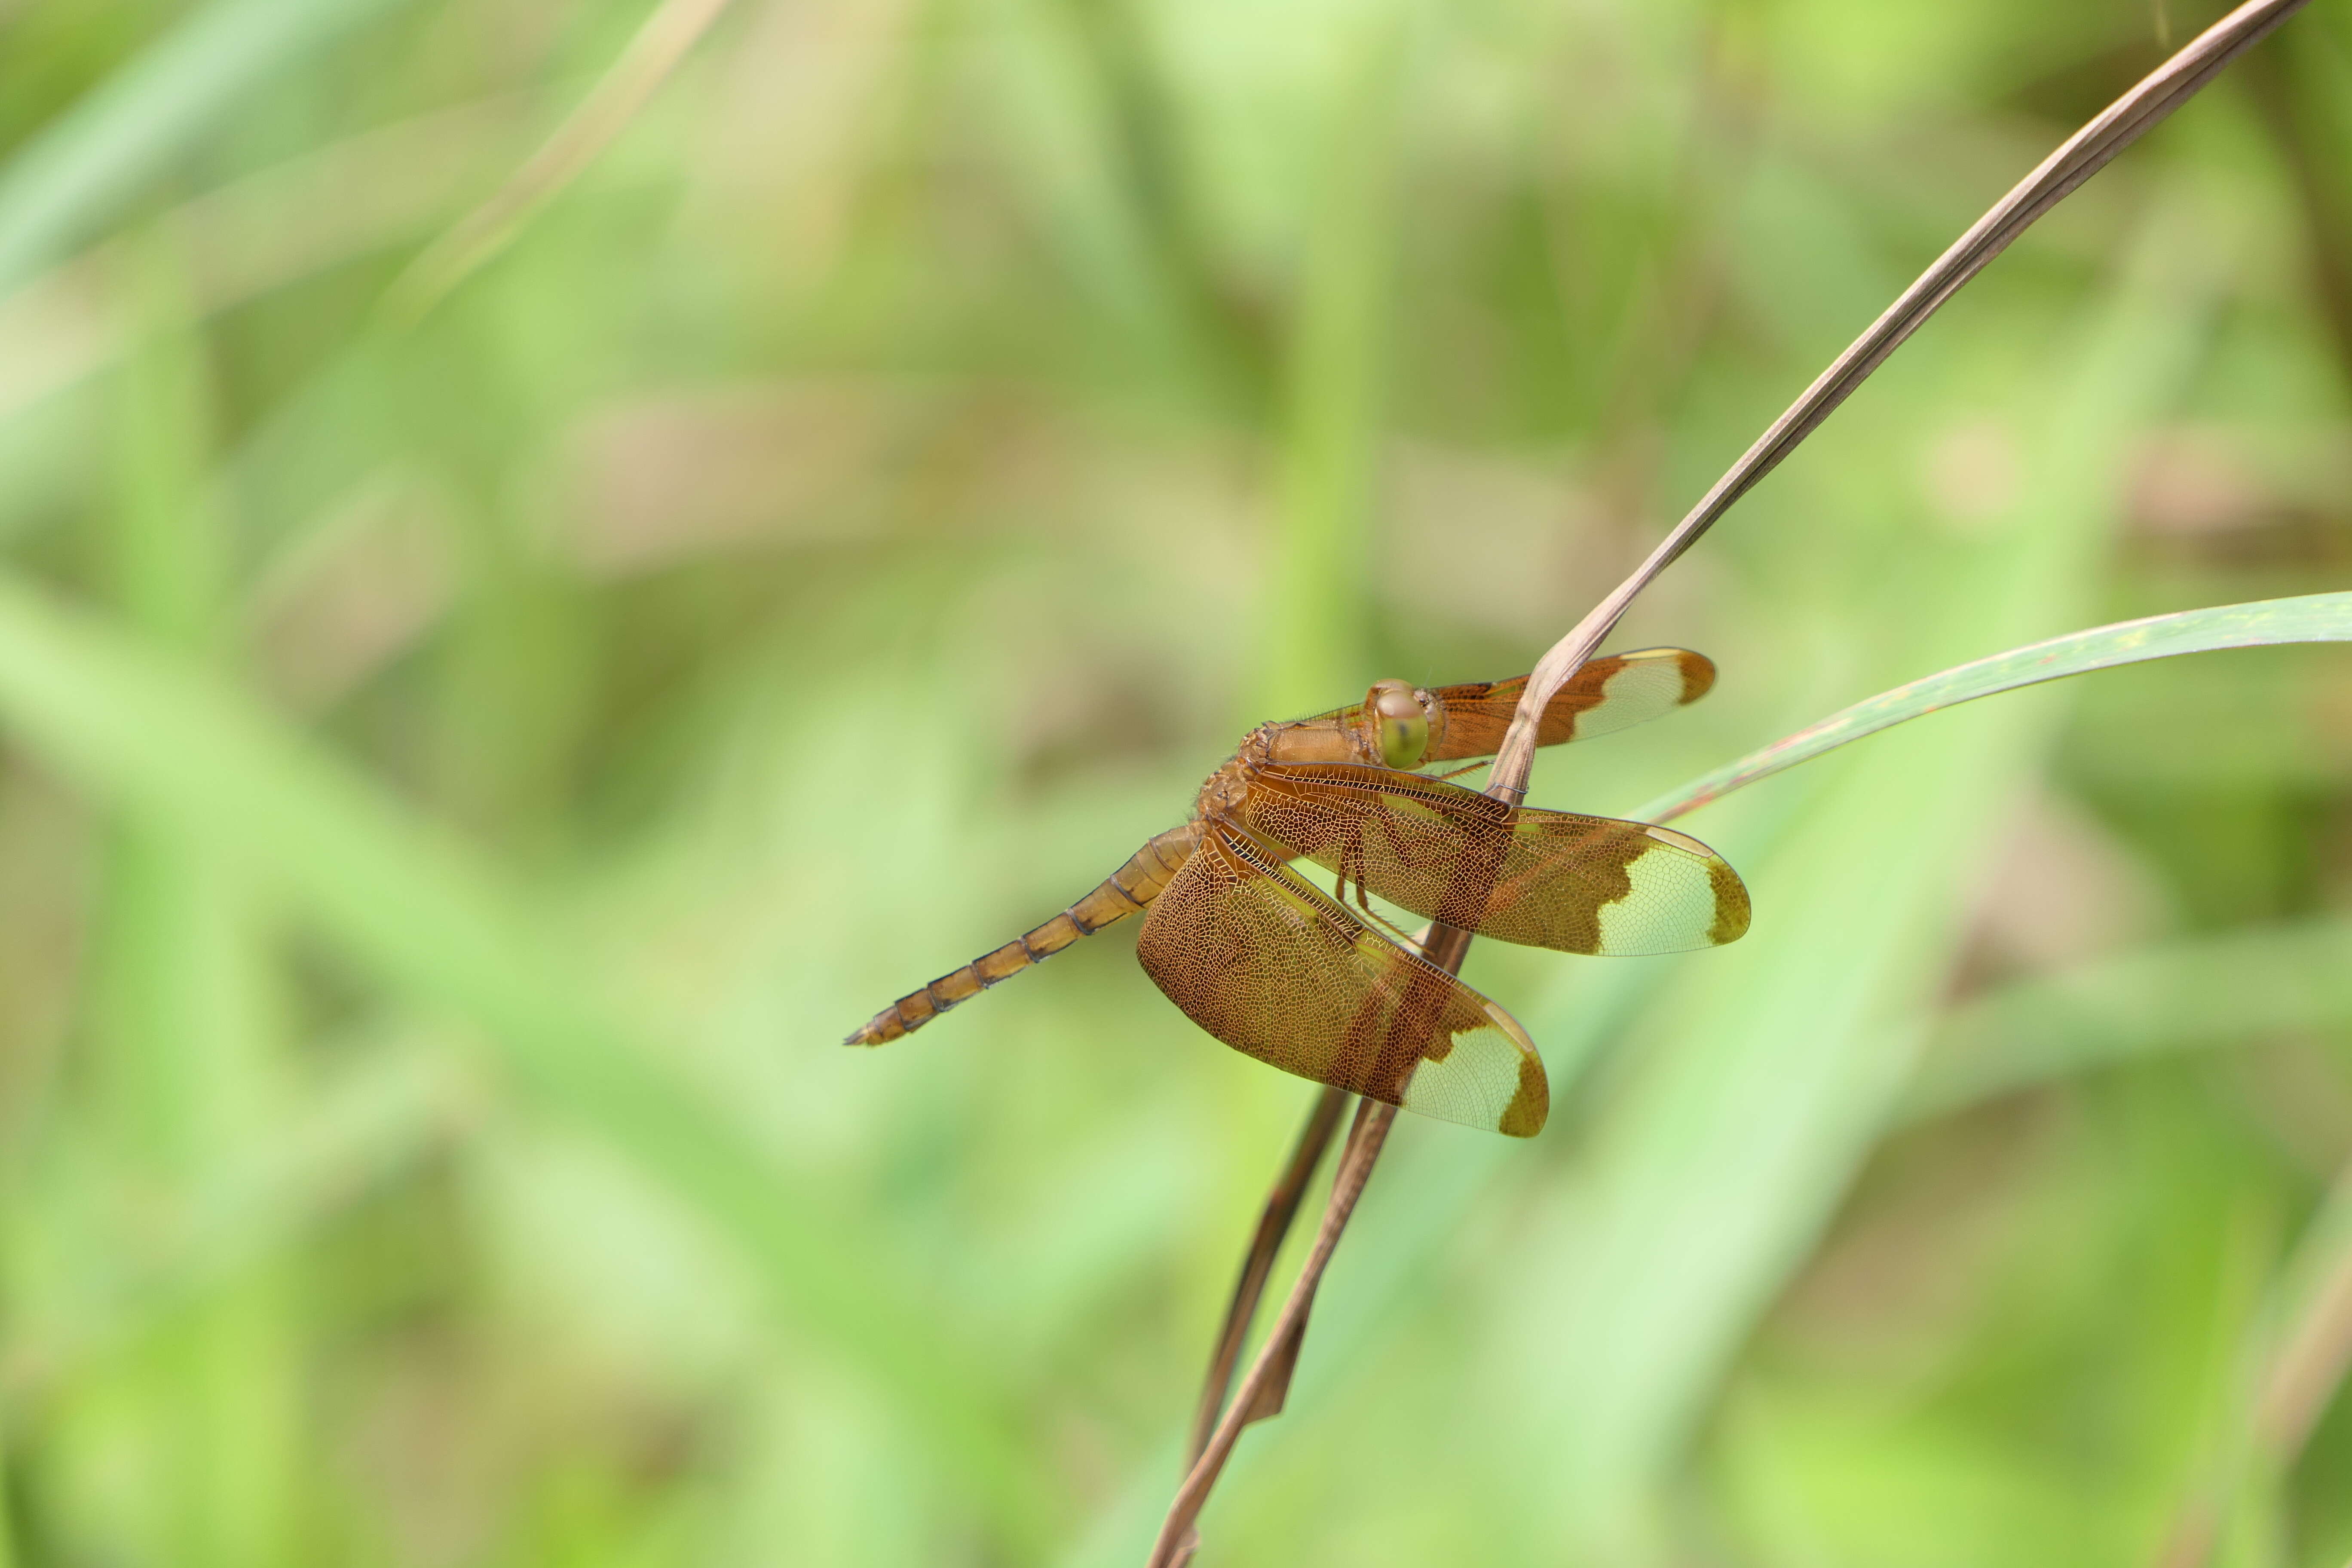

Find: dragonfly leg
1332;839;1377;914
1332;839;1405;947
1356;899;1429;956
1431;761;1487;782
1332;847;1377;914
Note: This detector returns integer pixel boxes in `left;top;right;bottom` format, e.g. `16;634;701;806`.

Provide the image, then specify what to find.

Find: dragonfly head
1366;680;1433;769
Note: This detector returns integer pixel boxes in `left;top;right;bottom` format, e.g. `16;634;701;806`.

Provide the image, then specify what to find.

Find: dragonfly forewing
1421;648;1715;760
1238;763;1749;956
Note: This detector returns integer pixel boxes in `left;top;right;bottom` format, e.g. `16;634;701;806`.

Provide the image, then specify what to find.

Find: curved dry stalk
1152;928;1469;1568
2153;1159;2352;1568
1185;1084;1348;1464
381;0;738;323
1150;6;2308;1560
1485;0;2312;798
1152;1096;1400;1568
2252;1209;2352;1465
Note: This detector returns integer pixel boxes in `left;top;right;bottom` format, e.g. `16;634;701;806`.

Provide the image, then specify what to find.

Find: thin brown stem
1486;0;2312;797
2252;1222;2352;1461
1184;1084;1348;1466
2245;25;2352;386
1149;1096;1400;1568
1149;5;2308;1559
2154;1159;2352;1568
1153;930;1470;1566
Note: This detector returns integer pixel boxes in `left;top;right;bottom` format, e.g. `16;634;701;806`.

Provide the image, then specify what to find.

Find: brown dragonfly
848;649;1749;1137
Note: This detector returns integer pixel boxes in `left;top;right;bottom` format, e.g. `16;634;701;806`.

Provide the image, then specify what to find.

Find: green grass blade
67;234;302;1568
0;0;417;294
1259;8;1403;718
1639;593;2352;824
2153;1162;2352;1567
1507;211;2214;1555
1901;917;2352;1121
380;0;739;324
3;1042;475;1410
0;569;1052;1548
974;0;1209;389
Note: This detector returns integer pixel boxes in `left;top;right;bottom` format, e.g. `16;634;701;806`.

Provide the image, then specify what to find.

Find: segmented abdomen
844;821;1204;1046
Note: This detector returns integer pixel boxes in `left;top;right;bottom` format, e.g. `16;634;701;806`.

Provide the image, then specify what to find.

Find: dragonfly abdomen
845;821;1204;1047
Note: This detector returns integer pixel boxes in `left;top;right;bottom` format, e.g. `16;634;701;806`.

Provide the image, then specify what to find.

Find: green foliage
0;0;2348;1565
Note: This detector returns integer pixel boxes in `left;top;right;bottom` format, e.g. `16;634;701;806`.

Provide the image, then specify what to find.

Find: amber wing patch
1422;648;1716;760
1240;764;1748;956
1135;826;1548;1136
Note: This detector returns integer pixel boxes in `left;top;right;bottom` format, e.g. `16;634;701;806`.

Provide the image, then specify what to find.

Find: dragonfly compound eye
1369;681;1429;769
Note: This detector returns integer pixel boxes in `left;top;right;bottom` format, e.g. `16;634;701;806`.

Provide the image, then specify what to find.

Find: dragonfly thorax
1194;734;1271;821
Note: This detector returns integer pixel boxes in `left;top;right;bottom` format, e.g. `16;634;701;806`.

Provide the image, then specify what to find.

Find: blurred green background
1;0;2350;1563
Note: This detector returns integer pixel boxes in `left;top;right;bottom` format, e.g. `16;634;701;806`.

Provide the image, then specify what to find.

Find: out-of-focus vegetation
0;0;2349;1563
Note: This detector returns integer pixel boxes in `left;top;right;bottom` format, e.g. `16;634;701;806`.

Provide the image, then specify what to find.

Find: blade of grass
1155;8;2303;1555
1145;619;2352;1553
70;236;300;1568
1161;18;1411;1552
0;95;541;428
1637;594;2352;826
2;1041;478;1415
974;0;1213;387
0;0;421;296
1901;917;2352;1122
2155;1161;2352;1568
2249;1174;2352;1490
0;570;1052;1549
1498;211;2213;1556
1259;6;1403;719
1485;0;2312;799
2249;13;2352;380
380;0;740;323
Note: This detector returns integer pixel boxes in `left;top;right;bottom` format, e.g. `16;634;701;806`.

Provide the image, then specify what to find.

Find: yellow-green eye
1370;681;1429;769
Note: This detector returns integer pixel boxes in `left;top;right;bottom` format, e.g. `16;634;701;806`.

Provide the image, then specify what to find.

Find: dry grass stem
1151;1096;1401;1568
381;0;738;322
1151;4;2313;1559
1156;930;1468;1565
1485;0;2312;796
2154;1158;2352;1568
2253;1231;2352;1461
1185;1085;1349;1465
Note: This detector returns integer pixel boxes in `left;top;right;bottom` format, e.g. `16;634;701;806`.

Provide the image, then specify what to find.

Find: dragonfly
847;649;1750;1137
